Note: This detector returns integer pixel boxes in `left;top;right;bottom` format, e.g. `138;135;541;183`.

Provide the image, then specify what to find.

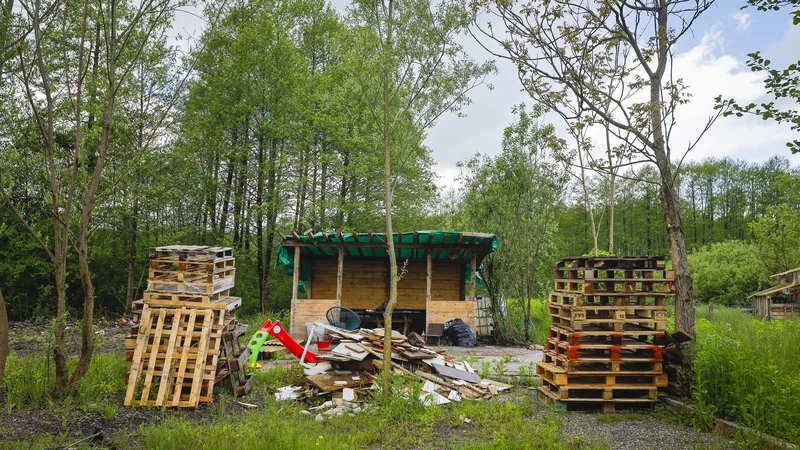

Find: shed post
292;246;300;301
426;248;432;331
470;251;477;302
336;247;344;306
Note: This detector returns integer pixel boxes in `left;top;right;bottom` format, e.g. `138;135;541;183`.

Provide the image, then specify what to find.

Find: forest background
1;0;798;329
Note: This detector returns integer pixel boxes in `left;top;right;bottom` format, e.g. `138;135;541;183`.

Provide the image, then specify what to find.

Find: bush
687;241;770;305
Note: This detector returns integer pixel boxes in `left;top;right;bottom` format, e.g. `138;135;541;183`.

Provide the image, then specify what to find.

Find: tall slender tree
348;0;493;389
475;0;726;337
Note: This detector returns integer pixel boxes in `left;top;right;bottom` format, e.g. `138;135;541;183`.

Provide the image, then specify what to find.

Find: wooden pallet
148;267;235;284
144;295;242;311
543;352;663;373
554;278;675;295
539;377;658;401
143;289;231;303
554;256;666;270
125;306;222;407
538;389;656;412
548;327;665;346
150;257;235;272
147;276;235;295
549;303;667;320
550;314;666;333
549;292;668;308
536;362;667;387
150;245;233;262
546;339;663;361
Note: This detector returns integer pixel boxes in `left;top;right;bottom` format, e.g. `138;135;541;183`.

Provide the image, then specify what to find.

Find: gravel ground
559;411;735;449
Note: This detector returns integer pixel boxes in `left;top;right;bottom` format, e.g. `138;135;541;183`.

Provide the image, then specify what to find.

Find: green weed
688;306;800;444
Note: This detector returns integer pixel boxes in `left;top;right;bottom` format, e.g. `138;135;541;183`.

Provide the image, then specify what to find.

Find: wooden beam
470;252;477;303
426;248;432;332
280;240;490;251
292;247;301;301
336;247;343;304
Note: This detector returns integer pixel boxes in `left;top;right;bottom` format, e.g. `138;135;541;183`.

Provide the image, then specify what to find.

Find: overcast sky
171;1;800;189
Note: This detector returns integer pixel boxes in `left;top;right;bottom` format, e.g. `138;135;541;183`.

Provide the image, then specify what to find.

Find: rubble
272;324;512;409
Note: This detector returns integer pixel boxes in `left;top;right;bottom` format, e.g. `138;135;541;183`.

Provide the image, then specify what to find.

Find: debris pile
277;323;511;413
536;256;672;412
124;245;252;407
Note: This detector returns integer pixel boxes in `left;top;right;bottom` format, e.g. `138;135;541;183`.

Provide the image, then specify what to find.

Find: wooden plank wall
290;298;339;340
311;258;387;310
308;258;464;309
427;300;478;331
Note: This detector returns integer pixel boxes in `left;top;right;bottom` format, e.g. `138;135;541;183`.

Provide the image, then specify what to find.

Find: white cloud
731;11;752;33
427;27;800;193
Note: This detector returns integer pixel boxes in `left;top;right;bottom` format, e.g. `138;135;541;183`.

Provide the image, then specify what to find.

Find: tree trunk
262;138;280;312
651;1;695;338
605;120;615;255
256;134;266;313
0;288;8;398
381;0;397;395
125;196;139;315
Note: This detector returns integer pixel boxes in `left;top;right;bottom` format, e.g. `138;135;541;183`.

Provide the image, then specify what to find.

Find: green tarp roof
276;230;499;292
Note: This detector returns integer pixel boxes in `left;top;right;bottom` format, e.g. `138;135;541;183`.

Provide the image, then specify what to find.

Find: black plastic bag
444;318;478;347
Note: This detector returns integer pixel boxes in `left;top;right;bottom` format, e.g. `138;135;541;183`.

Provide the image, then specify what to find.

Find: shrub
687;241;770;305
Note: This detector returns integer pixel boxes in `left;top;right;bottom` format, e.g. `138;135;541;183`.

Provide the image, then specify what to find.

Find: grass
3;350;128;410
688;305;800;444
141;377;606;450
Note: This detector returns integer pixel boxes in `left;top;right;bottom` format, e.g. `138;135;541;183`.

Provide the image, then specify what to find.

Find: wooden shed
749;267;800;319
277;231;499;341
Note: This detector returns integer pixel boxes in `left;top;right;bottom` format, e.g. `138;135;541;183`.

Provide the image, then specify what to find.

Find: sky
170;1;800;189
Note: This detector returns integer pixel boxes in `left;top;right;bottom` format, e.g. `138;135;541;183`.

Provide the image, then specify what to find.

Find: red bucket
316;337;331;351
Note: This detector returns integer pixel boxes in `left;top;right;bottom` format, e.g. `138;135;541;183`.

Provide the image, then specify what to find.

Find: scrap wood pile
278;324;511;413
536;256;673;412
124;245;252;408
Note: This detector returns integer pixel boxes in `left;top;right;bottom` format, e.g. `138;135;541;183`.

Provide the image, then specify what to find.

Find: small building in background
278;230;498;341
749;267;800;319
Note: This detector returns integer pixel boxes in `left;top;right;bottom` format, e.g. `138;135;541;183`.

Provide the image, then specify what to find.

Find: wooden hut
278;231;499;341
750;267;800;319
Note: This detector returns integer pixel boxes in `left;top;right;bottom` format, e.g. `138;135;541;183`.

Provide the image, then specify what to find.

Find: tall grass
2;351;128;409
689;305;800;444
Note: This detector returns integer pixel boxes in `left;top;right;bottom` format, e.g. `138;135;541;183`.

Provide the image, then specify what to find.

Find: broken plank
432;363;482;383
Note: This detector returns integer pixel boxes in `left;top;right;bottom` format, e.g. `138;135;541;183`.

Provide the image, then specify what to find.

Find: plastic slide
246;319;319;366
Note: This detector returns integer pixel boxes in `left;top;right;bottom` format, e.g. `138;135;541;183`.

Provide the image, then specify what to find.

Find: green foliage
689;307;800;444
750;204;800;274
2;351;128;409
687;241;770;305
457;104;566;343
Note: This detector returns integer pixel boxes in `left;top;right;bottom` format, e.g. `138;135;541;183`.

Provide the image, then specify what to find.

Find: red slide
262;319;319;363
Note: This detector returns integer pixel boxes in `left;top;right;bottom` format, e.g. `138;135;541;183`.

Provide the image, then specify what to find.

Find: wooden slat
155;308;183;404
171;309;198;406
140;309;167;404
124;307;153;406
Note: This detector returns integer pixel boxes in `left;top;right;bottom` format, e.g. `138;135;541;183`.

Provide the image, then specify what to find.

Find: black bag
444;319;478;347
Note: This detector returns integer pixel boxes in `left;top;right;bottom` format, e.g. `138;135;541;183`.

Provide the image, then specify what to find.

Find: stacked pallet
124;245;252;407
536;256;673;412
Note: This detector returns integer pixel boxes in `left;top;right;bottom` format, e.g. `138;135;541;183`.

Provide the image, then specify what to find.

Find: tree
347;0;493;390
717;0;800;153
458;104;568;343
475;0;724;338
0;0;186;397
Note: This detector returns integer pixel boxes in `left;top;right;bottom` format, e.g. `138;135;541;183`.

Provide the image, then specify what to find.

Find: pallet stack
536;256;673;412
124;245;252;407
